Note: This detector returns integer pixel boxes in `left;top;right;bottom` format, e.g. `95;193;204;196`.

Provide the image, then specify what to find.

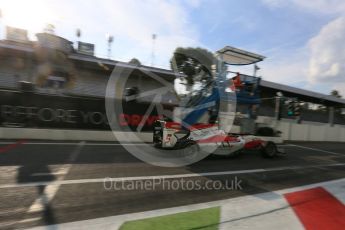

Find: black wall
0;91;162;131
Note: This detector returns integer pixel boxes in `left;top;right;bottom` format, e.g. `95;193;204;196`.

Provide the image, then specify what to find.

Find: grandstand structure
0;30;345;127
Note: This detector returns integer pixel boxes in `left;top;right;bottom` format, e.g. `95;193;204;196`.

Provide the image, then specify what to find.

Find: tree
128;58;141;66
44;24;56;34
170;47;215;86
330;89;342;98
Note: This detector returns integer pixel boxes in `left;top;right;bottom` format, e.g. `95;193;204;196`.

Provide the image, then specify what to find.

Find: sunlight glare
0;0;57;39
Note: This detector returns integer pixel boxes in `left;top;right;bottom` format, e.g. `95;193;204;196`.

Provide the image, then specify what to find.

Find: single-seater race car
153;46;285;158
153;120;283;158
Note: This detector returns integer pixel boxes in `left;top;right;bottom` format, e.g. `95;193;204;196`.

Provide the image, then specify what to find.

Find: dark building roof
261;80;345;106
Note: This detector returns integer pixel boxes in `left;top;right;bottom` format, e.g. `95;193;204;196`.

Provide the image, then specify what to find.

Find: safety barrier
0;118;345;142
0;127;153;142
262;117;345;142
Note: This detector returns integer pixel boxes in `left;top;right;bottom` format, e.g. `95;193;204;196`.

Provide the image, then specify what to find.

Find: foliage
170;47;215;85
128;58;141;66
330;89;342;98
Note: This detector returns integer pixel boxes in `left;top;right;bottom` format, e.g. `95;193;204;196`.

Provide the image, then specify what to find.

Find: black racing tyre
227;149;243;158
261;141;277;158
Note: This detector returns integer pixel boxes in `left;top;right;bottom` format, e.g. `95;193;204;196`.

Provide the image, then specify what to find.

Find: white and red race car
153;120;284;158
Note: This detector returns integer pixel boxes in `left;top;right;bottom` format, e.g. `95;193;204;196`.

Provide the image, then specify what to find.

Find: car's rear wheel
261;141;277;158
227;149;243;158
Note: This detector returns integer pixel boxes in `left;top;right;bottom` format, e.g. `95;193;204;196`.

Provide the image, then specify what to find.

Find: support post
275;96;281;120
328;106;334;126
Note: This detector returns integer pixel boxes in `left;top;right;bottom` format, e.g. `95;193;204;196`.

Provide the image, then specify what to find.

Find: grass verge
119;206;220;230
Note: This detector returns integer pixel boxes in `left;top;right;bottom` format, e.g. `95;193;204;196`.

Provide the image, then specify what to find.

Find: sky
0;0;344;96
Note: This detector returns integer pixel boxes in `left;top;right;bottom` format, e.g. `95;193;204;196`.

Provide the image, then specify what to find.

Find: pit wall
0;127;153;142
0;118;344;142
257;116;345;142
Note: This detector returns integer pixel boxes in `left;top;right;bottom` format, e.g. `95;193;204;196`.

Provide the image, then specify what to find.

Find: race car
153;120;281;158
152;46;285;158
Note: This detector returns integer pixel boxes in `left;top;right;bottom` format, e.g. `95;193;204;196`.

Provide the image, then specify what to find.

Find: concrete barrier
308;124;325;142
1;119;345;142
0;127;153;142
261;118;345;142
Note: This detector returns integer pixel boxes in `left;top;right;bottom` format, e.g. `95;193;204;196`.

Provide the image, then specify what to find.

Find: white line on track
1;162;344;189
0;141;290;146
18;217;41;224
23;141;85;216
285;144;342;156
31;172;66;176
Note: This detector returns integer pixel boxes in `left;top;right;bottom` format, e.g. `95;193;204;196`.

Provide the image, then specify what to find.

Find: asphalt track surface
0;140;344;229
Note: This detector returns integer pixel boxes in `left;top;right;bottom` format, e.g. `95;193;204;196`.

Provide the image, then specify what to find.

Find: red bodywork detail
244;139;264;149
164;122;217;131
197;135;240;143
285;187;345;230
164;122;181;130
189;123;218;130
